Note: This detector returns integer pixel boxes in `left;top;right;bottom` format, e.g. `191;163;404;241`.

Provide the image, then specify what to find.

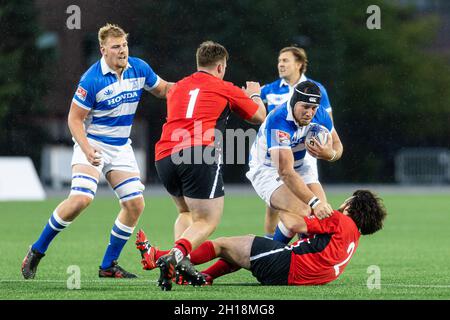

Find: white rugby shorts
246;153;319;207
71;138;140;176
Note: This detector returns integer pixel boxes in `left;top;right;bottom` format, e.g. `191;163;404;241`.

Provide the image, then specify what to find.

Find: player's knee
122;197;145;217
114;177;145;203
67;195;93;213
205;223;217;235
70;173;98;200
285;201;309;217
213;236;227;247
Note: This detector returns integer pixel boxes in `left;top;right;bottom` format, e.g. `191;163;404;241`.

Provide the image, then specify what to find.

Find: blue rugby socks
32;210;72;254
100;218;135;269
272;221;294;244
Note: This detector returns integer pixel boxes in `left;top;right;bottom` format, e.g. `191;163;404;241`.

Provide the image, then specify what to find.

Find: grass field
0;193;449;300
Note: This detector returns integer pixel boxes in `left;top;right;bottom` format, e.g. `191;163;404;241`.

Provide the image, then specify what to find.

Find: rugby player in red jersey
152;41;266;290
137;189;386;286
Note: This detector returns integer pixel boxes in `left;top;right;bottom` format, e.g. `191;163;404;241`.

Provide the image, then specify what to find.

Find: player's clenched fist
306;133;334;160
83;146;102;166
243;81;261;98
313;201;333;220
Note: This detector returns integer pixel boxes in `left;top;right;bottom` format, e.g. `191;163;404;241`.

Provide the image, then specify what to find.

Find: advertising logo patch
275;130;291;146
76;86;88;101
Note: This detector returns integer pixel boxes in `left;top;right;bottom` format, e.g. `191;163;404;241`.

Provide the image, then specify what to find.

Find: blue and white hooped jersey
260;74;332;113
72;56;160;146
249;102;333;170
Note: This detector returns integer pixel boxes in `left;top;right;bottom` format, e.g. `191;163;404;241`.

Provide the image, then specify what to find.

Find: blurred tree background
0;0;54;170
135;0;450;183
2;0;449;183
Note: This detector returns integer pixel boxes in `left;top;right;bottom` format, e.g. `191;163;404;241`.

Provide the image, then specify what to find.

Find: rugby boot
21;246;45;279
135;229;157;270
99;260;137;278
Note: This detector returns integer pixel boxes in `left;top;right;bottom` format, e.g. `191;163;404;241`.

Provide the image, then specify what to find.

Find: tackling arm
150;79;174;99
242;81;266;124
271;148;333;219
246;96;266;124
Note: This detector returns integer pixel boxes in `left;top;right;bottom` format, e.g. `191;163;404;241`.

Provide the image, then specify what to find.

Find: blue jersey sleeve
131;57;160;91
319;84;332;113
72;72;96;110
265;106;296;150
142;60;160;91
260;84;268;103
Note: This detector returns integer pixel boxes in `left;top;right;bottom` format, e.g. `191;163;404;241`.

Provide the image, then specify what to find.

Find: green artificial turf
0;194;449;300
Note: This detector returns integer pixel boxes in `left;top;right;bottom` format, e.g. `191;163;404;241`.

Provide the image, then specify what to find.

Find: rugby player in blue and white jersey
247;81;342;243
259;47;343;237
22;24;173;279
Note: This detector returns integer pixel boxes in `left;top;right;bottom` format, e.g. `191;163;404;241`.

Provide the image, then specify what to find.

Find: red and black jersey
288;211;361;285
155;71;259;161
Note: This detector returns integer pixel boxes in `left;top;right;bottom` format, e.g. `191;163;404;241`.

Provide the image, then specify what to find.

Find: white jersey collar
279;73;308;88
100;56;132;76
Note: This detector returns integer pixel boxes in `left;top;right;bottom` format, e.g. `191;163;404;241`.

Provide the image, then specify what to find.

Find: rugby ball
305;124;329;147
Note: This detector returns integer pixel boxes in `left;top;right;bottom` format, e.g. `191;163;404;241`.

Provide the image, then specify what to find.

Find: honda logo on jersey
107;92;138;105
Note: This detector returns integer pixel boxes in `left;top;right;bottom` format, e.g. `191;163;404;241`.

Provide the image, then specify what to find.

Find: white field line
0;279;450;288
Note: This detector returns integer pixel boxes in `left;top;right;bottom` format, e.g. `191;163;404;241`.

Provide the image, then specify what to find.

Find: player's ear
217;63;223;75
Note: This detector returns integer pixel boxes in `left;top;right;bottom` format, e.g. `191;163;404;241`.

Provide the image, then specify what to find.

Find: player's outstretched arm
150;79;174;98
243;81;266;124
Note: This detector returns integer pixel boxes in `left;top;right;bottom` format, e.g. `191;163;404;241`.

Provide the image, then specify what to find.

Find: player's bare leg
268;184;310;242
98;170;145;278
22;164;99;279
264;206;280;235
107;170;145;227
212;235;254;270
171;196;193;241
194;235;254;284
156;196;223;290
56;164;100;221
270;184;310;218
181;196;224;249
265;182;327;237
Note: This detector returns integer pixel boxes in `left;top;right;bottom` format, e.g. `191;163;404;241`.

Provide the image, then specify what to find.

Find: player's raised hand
313;201;333;220
243;81;261;98
84;145;103;166
306;133;334;160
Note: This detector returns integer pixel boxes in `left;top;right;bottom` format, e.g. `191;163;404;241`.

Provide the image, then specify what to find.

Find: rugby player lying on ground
136;189;386;287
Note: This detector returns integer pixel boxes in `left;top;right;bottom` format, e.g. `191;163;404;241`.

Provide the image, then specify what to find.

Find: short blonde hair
196;41;229;68
279;46;308;74
98;23;128;46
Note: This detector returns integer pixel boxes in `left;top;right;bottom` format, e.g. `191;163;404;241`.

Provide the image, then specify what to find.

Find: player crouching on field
136;189;386;286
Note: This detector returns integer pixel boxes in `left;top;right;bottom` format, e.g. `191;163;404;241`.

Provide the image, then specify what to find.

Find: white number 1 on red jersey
186;88;200;118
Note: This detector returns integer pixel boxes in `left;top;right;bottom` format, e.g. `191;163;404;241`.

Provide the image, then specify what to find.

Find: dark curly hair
346;190;387;235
